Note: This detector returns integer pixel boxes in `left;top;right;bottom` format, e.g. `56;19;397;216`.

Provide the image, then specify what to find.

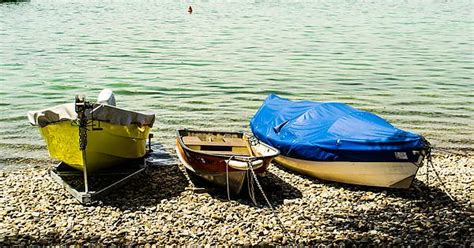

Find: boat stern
39;120;151;172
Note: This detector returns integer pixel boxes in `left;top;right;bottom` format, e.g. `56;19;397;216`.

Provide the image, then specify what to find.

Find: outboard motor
97;89;116;106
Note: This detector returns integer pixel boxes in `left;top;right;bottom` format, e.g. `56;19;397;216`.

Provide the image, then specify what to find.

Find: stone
0;153;472;246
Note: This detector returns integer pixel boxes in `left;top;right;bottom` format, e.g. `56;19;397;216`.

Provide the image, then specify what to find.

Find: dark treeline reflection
0;0;30;3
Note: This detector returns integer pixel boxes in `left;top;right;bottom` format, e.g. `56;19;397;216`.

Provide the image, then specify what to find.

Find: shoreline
1;142;473;172
1;152;472;245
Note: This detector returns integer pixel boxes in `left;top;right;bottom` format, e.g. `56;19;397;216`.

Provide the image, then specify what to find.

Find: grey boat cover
28;103;155;128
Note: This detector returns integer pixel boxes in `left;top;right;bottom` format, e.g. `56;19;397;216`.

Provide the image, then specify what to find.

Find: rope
247;160;294;243
225;155;235;201
426;149;457;203
415;138;465;209
426;160;429;186
426;145;431;185
247;169;257;206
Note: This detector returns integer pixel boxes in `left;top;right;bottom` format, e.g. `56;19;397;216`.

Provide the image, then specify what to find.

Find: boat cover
250;94;426;162
28;103;155;128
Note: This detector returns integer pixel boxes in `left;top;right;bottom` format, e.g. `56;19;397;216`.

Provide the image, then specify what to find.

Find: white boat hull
275;155;422;189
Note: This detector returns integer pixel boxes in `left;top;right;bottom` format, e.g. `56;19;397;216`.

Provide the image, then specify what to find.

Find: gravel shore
1;152;472;246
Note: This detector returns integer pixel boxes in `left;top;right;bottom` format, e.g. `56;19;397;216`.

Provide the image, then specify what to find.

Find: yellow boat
28;91;155;172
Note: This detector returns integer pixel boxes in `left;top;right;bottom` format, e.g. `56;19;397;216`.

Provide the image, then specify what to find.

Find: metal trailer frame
48;95;154;205
49;158;149;205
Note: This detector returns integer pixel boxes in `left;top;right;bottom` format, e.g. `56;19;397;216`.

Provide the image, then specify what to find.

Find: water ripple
0;0;473;168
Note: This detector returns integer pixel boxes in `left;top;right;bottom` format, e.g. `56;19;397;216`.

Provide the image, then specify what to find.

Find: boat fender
227;159;263;170
97;89;116;106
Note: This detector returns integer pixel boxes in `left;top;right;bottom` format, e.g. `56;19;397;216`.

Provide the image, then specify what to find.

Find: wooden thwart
183;136;248;147
200;150;250;156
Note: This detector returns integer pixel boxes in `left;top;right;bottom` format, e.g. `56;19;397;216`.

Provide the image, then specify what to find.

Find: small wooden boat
28;90;155;172
251;94;429;189
176;129;279;194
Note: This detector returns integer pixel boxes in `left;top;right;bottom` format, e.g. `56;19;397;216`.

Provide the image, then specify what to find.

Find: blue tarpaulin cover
250;94;426;162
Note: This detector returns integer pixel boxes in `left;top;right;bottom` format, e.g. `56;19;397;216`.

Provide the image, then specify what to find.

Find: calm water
0;0;473;168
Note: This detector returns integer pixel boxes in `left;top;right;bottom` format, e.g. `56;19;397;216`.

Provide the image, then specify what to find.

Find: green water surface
0;0;473;168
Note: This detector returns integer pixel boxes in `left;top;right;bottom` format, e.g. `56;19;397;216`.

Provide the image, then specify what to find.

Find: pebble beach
1;151;472;246
1;0;473;246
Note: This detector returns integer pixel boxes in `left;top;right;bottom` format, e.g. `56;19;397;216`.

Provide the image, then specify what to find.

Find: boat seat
182;136;202;145
222;137;248;147
200;151;250;156
183;136;247;147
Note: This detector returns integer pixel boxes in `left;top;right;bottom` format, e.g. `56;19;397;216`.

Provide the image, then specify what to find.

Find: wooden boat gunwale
176;128;279;160
176;128;280;194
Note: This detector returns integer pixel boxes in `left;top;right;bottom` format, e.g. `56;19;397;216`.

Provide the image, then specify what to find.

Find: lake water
0;0;473;169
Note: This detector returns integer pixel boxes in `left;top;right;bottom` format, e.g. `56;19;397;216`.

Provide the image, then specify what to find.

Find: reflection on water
0;0;29;3
0;0;473;168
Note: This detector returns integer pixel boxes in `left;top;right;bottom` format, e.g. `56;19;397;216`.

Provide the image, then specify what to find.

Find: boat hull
39;120;151;172
176;145;249;194
175;130;279;194
275;155;422;189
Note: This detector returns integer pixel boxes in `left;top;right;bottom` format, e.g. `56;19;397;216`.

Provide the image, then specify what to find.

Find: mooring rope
225;155;236;201
247;168;257;206
415;141;459;203
247;160;294;243
426;149;457;203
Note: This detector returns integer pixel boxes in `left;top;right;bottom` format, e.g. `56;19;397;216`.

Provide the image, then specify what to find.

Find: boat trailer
48;95;153;205
49;159;149;205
